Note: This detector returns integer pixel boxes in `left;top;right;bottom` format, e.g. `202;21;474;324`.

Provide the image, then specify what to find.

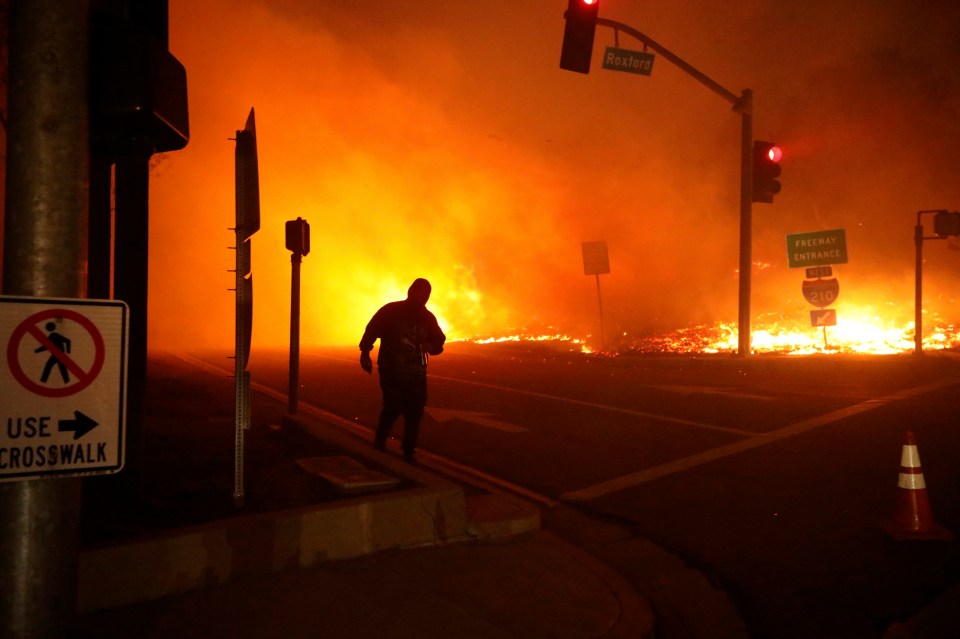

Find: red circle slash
7;308;106;398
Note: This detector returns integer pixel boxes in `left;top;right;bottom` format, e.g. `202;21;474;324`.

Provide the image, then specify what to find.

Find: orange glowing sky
148;0;960;352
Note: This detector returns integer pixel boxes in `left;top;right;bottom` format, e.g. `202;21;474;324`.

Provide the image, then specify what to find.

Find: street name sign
786;228;848;268
0;296;128;482
602;47;654;76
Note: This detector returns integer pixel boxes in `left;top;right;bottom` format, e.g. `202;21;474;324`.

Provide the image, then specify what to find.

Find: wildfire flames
459;309;960;356
140;2;960;356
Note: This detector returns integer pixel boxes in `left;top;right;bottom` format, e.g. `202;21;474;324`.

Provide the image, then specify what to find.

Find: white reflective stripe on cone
898;472;926;490
900;444;921;468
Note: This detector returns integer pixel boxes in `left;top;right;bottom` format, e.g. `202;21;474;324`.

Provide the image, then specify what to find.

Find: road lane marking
648;384;775;401
305;349;755;436
428;407;528;433
560;377;960;502
429;374;756;436
174;352;560;507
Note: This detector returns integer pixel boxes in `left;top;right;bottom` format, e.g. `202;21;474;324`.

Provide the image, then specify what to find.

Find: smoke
150;0;960;351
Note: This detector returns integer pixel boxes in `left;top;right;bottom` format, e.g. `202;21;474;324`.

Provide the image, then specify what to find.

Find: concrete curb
78;412;541;613
79;479;468;612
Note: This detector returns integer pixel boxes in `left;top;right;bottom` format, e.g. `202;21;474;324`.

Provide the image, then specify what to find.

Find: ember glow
146;1;960;354
462;321;959;356
458;306;960;356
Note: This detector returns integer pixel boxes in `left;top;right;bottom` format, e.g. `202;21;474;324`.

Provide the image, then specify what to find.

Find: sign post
0;297;128;481
787;229;848;348
233;108;261;508
285;217;310;415
582;241;610;349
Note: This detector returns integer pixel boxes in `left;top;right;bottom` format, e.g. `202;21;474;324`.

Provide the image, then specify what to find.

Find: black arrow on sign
58;411;99;440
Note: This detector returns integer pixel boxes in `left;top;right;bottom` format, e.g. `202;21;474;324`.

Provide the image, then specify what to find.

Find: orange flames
458;308;959;356
146;2;960;356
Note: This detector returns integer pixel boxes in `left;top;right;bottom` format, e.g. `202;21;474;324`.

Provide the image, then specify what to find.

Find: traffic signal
933;211;960;237
285;217;311;256
560;0;600;74
752;140;782;204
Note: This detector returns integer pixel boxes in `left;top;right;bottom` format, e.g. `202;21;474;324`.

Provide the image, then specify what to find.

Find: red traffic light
560;0;600;74
752;140;782;204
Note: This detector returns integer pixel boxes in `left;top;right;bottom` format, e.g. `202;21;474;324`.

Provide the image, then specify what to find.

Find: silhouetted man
359;278;446;461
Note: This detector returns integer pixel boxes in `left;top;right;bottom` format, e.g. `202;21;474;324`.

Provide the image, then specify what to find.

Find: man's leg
376;374;403;448
400;376;428;457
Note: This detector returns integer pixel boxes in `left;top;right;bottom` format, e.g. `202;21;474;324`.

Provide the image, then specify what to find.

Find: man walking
359;278;446;461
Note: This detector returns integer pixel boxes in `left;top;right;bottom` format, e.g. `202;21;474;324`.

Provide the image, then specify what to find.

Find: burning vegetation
147;1;960;355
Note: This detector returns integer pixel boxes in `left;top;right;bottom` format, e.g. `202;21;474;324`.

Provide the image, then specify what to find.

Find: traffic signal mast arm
569;11;762;356
595;17;743;109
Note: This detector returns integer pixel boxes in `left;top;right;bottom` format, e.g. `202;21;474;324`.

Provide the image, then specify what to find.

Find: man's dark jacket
359;300;446;375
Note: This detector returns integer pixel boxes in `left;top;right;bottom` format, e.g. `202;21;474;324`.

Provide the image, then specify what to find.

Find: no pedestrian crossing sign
0;296;128;482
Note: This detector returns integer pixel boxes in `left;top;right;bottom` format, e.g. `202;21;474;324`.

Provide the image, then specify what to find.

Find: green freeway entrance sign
602;47;654;76
786;228;848;268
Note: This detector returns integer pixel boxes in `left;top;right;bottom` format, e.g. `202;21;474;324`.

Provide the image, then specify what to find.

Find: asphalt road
200;343;960;639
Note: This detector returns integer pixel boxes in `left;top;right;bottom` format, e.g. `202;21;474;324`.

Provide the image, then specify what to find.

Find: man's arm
360;349;373;374
423;312;446;356
359;307;384;373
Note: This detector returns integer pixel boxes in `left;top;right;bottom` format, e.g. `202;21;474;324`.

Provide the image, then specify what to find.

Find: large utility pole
1;2;188;635
0;2;90;636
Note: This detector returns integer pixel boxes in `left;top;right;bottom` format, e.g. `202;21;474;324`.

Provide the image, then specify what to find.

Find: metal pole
915;219;924;355
288;253;302;414
913;209;950;356
593;18;754;355
114;154;151;497
0;1;90;636
737;90;754;357
88;158;113;299
594;273;605;349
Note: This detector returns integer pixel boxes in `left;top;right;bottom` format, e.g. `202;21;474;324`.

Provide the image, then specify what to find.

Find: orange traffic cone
883;431;953;541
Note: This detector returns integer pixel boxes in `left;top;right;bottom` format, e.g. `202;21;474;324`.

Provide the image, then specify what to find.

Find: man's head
407;278;432;305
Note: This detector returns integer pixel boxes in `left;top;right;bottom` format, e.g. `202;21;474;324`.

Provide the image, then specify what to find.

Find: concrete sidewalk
75;525;651;639
73;353;655;638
